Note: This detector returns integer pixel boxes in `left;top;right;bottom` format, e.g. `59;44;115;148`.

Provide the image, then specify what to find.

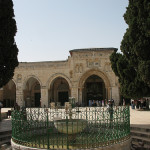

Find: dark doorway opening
86;82;103;100
35;93;41;107
83;75;106;106
58;91;68;106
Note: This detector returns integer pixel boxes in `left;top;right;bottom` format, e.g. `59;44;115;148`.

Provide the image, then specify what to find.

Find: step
132;135;150;145
0;130;12;135
0;144;12;150
131;140;150;150
131;130;150;139
0;133;12;141
130;126;150;133
0;139;11;146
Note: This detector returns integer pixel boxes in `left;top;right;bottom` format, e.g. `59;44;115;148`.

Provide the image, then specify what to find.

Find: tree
110;0;150;99
0;0;19;88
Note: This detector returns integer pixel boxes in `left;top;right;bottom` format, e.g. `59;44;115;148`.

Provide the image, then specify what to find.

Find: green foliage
0;0;18;88
110;0;150;99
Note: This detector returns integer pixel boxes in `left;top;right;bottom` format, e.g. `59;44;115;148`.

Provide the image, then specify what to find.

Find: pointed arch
22;75;42;107
78;68;111;106
2;79;16;107
78;68;111;88
22;75;42;90
46;73;72;90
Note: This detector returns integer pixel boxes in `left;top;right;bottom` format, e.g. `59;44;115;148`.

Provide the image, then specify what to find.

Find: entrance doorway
34;93;41;107
58;91;68;106
83;75;106;106
86;82;103;101
49;77;70;104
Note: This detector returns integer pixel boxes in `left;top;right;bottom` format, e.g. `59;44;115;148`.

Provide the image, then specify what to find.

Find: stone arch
11;79;17;87
47;73;72;106
46;73;72;90
78;69;111;106
22;75;42;107
2;79;17;107
78;69;111;88
23;75;42;90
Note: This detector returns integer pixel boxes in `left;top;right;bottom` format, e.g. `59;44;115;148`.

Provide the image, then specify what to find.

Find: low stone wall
11;138;131;150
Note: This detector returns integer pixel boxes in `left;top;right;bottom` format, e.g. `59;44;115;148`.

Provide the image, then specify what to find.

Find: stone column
16;83;24;107
78;87;83;105
105;87;108;100
107;87;111;100
41;86;49;107
111;86;120;105
70;87;78;103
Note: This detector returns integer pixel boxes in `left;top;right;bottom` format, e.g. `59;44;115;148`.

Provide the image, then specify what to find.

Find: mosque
0;48;121;107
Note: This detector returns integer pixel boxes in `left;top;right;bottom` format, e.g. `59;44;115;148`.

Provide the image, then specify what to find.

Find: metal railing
11;106;130;149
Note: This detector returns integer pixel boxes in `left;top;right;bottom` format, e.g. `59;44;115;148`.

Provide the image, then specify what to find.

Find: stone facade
0;48;120;107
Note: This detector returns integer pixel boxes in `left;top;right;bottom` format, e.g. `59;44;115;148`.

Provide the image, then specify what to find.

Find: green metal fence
11;106;130;149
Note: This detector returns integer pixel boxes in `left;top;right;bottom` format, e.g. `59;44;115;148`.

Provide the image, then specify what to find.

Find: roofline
69;47;118;56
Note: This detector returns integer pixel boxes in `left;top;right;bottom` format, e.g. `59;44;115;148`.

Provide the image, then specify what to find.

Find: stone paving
0;107;150;132
130;107;150;129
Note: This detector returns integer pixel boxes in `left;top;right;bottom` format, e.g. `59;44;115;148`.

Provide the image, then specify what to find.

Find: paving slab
130;107;150;129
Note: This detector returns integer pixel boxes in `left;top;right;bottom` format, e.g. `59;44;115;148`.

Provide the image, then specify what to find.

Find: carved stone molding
75;64;83;73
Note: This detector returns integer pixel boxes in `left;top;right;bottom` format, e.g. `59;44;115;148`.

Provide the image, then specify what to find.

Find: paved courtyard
130;107;150;129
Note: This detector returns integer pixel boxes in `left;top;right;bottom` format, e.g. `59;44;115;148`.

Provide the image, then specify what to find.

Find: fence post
46;109;49;149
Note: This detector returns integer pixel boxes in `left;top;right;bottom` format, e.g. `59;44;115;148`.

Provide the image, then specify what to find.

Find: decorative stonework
69;70;73;78
87;59;101;68
75;64;83;73
17;74;22;82
105;62;112;72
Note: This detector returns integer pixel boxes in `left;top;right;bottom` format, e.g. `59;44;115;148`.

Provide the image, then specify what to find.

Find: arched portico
78;69;111;106
2;79;16;107
23;75;42;90
47;73;72;106
23;76;41;107
47;73;72;89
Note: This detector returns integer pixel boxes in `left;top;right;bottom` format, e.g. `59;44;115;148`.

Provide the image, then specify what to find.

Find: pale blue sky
13;0;128;62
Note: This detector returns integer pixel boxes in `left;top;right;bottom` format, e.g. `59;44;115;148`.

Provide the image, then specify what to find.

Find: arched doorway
49;77;70;106
2;80;16;107
82;75;106;106
24;77;41;107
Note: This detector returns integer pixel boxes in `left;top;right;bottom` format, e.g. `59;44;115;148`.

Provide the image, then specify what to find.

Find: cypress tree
0;0;18;88
110;0;150;99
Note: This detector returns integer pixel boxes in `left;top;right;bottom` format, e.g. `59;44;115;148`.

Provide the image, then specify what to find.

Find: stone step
132;135;150;145
0;130;12;135
131;130;150;139
131;140;150;150
130;126;150;133
0;144;12;150
0;133;12;141
0;139;11;147
0;130;12;147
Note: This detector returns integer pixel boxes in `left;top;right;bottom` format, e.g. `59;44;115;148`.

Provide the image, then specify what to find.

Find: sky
12;0;129;62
